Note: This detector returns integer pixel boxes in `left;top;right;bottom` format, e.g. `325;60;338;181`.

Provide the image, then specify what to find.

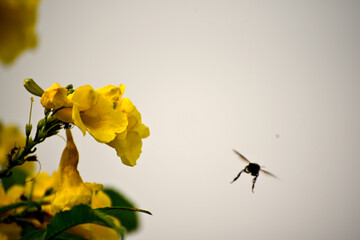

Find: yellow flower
51;128;100;213
0;122;34;174
40;83;149;166
107;97;150;166
40;84;128;143
49;128;120;239
40;83;71;110
0;0;40;65
71;85;128;143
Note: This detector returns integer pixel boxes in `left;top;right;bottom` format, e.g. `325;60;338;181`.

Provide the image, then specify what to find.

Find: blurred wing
233;149;251;163
260;169;278;179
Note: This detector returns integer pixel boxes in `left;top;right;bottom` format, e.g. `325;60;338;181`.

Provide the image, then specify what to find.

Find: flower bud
24;78;44;97
25;124;32;137
37;118;45;129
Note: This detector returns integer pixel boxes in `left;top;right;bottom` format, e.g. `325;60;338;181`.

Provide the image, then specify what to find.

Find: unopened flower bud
24;78;44;97
25;123;32;137
37;118;45;129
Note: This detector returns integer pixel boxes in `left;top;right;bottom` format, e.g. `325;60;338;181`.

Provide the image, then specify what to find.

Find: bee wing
260;169;278;179
233;149;251;163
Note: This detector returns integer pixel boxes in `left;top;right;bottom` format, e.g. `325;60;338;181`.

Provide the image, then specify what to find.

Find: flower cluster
0;80;151;239
40;83;150;166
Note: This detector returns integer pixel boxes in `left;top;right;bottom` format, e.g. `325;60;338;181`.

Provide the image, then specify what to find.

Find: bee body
231;149;276;193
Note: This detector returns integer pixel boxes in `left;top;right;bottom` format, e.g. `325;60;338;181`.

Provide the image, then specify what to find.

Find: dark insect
231;149;276;193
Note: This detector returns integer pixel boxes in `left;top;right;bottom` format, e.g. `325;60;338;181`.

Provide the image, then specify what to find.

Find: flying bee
231;149;277;193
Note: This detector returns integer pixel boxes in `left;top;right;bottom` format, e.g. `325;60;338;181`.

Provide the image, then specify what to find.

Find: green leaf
1;168;28;190
21;223;37;236
96;207;152;217
20;229;46;240
44;204;122;240
0;201;41;215
103;188;146;233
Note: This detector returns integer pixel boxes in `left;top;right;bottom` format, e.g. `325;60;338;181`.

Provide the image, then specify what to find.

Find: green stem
0;113;64;178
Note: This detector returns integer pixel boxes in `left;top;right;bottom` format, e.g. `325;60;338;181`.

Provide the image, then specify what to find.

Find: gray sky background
1;1;360;239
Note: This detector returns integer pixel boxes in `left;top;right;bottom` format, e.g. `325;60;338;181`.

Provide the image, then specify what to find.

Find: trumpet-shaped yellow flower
0;0;40;65
71;85;128;143
50;128;120;239
51;128;101;213
40;84;128;143
40;83;149;166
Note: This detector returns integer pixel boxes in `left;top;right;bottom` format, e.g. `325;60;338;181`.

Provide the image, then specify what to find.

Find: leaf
96;207;152;217
44;204;122;240
103;188;148;233
20;229;46;240
95;206;151;238
0;201;41;215
21;223;37;236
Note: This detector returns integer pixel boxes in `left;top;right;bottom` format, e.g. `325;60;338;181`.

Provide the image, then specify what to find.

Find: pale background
1;1;360;239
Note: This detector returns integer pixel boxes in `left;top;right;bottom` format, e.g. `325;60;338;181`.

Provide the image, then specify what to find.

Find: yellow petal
67;222;120;240
119;84;126;100
96;85;121;103
118;98;142;130
118;97;136;114
71;85;97;111
51;129;92;213
91;190;111;209
133;123;150;138
85;182;103;192
72;104;87;135
107;131;143;166
79;94;128;143
55;108;73;123
106;96;149;166
51;184;92;213
40;83;69;109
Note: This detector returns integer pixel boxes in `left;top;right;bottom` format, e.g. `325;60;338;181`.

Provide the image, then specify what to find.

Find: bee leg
231;169;245;183
251;175;259;193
